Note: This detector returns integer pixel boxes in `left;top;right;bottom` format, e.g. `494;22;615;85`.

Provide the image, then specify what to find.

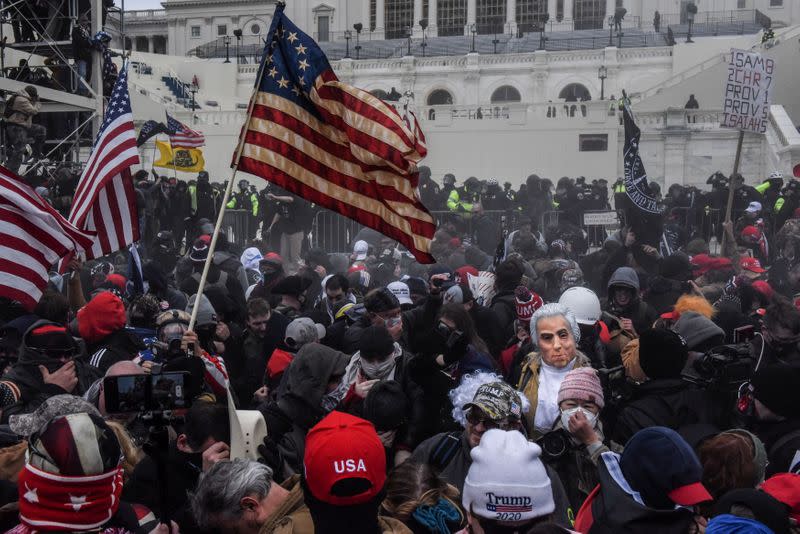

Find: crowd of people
1;163;800;534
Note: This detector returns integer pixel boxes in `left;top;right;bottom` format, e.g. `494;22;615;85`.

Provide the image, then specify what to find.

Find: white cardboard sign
721;48;775;134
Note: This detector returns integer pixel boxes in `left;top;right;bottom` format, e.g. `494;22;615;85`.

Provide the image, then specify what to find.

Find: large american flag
167;112;205;148
0;168;94;310
67;62;140;261
234;5;435;263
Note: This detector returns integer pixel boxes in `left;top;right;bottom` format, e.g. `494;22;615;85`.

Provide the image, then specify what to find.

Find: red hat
260;252;283;266
740;257;767;274
741;225;762;240
690;254;712;276
303;411;386;506
761;473;800;522
454;265;478;285
751;280;774;301
793;163;800;178
77;292;126;343
347;264;366;274
514;285;543;326
104;274;127;292
448;237;462;249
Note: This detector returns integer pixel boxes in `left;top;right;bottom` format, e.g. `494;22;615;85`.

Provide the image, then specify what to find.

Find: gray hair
529;303;581;347
190;459;273;529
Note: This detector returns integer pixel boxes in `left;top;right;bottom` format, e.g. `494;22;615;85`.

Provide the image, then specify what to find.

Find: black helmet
465;176;480;189
198;171;209;181
443;174;456;186
238;179;249;190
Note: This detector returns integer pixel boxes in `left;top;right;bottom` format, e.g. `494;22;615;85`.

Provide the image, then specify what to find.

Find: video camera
104;371;192;420
683;343;755;390
597;365;633;408
537;428;574;463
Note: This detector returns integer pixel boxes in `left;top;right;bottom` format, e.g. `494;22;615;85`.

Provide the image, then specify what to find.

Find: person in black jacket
0;321;100;422
747;364;800;477
490;259;523;342
611;328;717;445
123;401;230;532
180;238;246;324
71;15;93;95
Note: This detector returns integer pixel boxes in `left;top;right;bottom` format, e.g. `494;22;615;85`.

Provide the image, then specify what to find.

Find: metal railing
221;210;252;249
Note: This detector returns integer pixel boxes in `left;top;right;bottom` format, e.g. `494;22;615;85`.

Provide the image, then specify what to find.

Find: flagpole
721;129;745;254
187;5;280;331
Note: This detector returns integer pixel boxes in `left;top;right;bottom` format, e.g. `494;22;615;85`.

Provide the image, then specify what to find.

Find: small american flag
167;112;205;148
67;62;140;262
234;4;435;263
0;168;94;310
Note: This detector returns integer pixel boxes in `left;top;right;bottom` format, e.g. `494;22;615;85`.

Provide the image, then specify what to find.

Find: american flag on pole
234;4;435;263
0;168;94;310
167;112;206;148
67;62;140;262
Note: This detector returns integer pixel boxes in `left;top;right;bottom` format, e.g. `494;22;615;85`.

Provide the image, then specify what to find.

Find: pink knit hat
557;367;605;409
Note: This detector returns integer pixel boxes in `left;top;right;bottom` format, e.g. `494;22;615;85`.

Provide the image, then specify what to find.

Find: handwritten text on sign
721;48;775;134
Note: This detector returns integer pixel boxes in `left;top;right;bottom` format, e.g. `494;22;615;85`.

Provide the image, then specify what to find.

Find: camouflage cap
463;381;522;421
9;394;101;437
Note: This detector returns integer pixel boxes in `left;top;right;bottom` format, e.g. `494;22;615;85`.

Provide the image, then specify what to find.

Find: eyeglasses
465;409;514;431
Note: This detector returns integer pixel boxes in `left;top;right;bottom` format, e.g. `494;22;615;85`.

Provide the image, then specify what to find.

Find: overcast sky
121;0;164;9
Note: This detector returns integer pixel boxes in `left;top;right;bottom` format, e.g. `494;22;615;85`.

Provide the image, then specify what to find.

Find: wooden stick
721;129;745;254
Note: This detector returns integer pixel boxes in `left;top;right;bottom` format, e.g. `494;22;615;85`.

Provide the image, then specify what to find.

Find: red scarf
17;463;124;532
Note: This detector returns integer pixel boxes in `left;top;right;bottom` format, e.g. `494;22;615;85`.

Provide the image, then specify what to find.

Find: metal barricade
221;209;251;249
311;210;365;253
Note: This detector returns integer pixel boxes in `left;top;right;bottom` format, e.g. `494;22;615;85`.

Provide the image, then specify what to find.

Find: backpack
3;95;17;119
429;431;462;472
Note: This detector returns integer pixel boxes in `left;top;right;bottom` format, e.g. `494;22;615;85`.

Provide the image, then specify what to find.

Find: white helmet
558;286;601;326
769;171;784;180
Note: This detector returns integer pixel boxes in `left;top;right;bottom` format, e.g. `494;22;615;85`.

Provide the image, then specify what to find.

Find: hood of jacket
240;247;263;272
277;343;350;430
17;320;80;367
581;453;694;533
608;266;640;292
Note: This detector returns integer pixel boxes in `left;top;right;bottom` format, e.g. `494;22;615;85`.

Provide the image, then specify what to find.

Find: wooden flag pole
187;11;277;331
721;129;745;254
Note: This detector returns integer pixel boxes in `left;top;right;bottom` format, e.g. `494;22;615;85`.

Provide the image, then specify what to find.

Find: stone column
506;0;516;34
361;0;370;29
429;0;438;36
563;0;573;23
375;0;385;38
547;0;557;21
413;0;423;36
148;37;154;53
605;0;615;22
466;0;476;35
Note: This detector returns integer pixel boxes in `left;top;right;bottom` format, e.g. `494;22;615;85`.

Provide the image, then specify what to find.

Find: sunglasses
465;409;514;430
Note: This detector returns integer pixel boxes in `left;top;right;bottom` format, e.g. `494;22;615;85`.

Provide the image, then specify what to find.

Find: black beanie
638;328;689;380
751;364;800;418
358;325;395;361
364;288;400;314
362;381;408;431
660;253;692;281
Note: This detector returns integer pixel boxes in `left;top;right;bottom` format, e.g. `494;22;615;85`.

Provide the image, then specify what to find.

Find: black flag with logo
136;120;172;147
621;100;663;247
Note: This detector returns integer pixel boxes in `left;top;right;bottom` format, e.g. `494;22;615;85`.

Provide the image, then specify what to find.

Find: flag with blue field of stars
66;61;140;262
234;3;436;263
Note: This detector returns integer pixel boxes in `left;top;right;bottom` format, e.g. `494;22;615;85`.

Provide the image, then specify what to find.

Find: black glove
257;436;287;483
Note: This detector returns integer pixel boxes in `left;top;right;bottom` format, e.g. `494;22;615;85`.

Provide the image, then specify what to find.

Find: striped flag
234;4;435;263
67;62;140;262
167;112;205;148
0;167;94;310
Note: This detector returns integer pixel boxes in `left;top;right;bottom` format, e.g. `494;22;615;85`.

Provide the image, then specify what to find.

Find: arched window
490;85;521;103
558;83;592;102
370;89;390;100
427;89;454;106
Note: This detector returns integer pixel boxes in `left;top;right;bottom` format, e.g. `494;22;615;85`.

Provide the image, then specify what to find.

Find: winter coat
273;343;350;474
517;351;591;434
86;328;146;373
546;419;623;511
408;344;496;441
7;91;40;128
260;475;314;534
610;378;718;446
490;290;517;342
410;430;574;527
226;312;290;406
469;304;505;359
574;453;696;534
0;321;101;423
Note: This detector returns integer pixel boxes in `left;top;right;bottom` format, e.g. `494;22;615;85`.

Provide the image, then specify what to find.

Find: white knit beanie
462;429;555;521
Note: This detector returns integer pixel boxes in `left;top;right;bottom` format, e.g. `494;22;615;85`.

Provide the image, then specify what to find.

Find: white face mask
560;406;598;430
361;355;396;379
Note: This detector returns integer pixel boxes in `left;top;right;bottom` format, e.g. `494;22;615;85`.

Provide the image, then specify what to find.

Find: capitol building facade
113;0;800;188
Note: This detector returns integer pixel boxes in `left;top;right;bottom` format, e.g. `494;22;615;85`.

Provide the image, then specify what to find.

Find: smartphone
104;371;190;415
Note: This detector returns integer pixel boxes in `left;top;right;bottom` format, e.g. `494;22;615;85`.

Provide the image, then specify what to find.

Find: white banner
721;48;775;134
583;211;619;227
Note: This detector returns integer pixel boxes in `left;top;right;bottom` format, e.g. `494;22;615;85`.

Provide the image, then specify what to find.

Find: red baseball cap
761;473;800;522
303;411;386;506
740;257;766;274
741;225;762;240
690;254;712;276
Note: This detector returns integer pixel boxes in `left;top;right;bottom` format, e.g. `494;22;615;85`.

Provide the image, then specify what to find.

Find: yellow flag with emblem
153;140;205;172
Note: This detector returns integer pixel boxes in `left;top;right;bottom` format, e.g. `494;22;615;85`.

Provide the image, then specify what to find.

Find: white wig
529;302;581;347
448;371;530;428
